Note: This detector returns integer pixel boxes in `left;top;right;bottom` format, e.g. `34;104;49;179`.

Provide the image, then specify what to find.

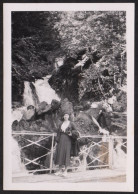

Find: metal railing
12;131;127;174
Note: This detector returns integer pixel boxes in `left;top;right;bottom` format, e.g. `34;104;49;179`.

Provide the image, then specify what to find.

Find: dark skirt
55;132;71;167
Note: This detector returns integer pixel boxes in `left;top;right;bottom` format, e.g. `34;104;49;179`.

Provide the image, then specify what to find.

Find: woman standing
54;113;79;177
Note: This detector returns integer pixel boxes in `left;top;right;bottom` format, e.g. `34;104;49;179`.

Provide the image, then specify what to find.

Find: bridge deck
12;169;126;183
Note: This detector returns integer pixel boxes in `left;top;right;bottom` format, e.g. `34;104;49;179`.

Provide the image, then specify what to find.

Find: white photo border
3;3;134;191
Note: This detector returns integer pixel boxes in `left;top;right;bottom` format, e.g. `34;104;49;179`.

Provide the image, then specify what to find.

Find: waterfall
12;75;60;175
113;139;126;169
23;81;38;107
12;75;60;123
12;137;27;176
34;75;60;104
13;76;60;123
12;106;26;122
23;76;60;107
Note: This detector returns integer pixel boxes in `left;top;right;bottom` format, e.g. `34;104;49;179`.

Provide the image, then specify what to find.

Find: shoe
54;171;62;176
62;171;68;177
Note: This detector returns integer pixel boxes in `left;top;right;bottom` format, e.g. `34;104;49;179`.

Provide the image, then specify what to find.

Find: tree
12;12;64;102
54;11;126;100
12;11;126;103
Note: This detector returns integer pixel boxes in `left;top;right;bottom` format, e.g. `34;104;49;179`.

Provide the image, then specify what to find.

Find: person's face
63;114;69;121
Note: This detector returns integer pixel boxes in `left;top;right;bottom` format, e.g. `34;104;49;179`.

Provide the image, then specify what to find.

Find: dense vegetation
12;11;126;104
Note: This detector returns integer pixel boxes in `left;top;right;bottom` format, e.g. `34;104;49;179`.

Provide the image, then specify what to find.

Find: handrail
12;131;127;139
78;135;127;139
12;131;57;136
12;131;127;174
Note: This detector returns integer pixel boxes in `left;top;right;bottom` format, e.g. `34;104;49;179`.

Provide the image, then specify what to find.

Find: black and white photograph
3;3;134;192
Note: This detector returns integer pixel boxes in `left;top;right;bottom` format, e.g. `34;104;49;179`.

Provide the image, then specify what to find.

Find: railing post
109;136;113;169
50;133;54;173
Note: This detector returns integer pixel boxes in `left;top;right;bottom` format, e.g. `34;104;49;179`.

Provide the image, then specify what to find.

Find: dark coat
55;121;80;157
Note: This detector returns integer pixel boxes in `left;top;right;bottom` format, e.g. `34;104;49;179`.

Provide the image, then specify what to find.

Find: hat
62;112;70;116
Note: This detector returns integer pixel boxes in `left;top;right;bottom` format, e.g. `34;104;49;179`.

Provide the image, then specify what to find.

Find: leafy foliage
12;12;64;101
12;11;126;103
53;11;126;100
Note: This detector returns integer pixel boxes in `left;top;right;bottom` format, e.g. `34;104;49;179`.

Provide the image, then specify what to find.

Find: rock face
49;58;81;104
12;97;127;137
12;97;127;172
22;106;36;120
48;50;94;104
110;112;127;135
112;90;127;112
36;102;51;115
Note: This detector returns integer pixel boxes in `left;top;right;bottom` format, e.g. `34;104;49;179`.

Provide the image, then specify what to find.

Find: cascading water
12;107;26;122
113;139;126;169
12;75;60;175
34;75;60;104
12;74;126;173
12;137;27;176
23;81;37;107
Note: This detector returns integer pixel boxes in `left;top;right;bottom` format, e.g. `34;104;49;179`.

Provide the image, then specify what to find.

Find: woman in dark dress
54;113;79;176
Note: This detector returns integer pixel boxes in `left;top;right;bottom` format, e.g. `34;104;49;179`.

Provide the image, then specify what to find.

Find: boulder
36;101;51;115
22;108;35;121
41;119;53;132
74;105;83;111
12;120;20;131
85;108;101;120
12;101;22;109
60;98;74;115
112;90;127;112
51;99;61;111
29;121;41;131
18;119;30;131
60;98;74;121
39;127;46;131
74;111;98;135
43;114;59;132
37;101;48;110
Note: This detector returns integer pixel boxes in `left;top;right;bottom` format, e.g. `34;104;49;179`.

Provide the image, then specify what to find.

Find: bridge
12;131;127;183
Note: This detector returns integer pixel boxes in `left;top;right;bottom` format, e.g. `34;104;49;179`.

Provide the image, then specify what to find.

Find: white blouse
61;121;70;132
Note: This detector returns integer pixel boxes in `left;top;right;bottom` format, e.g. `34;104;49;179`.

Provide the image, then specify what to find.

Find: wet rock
51;99;61;111
60;98;74;121
97;111;112;131
43;114;58;132
61;98;74;115
37;101;48;111
12;101;23;109
22;107;36;121
18;119;30;131
48;56;82;103
29;121;41;131
112;90;127;112
85;108;101;120
35;119;43;127
39;127;46;131
12;120;20;131
36;102;51;115
74;105;83;111
111;129;127;136
75;111;92;124
81;101;91;110
74;111;99;136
